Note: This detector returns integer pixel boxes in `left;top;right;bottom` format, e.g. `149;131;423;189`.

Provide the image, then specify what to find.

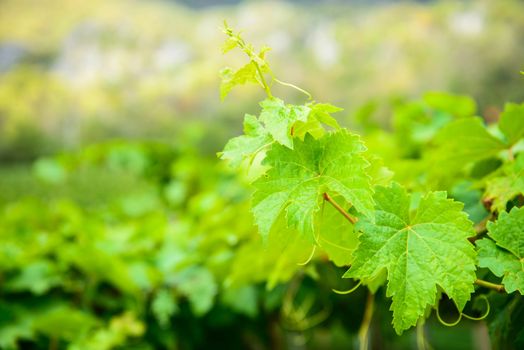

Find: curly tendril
436;295;491;327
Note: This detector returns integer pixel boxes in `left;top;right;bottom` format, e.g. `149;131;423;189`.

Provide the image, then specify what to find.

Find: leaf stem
358;292;374;350
323;192;358;224
475;279;505;293
416;320;428;350
254;63;273;98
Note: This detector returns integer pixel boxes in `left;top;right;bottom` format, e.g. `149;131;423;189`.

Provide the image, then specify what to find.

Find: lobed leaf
422;91;476;118
219;114;273;168
259;98;311;149
316;200;359;267
345;183;477;334
252;130;373;241
478;206;524;294
433;117;505;167
484;153;524;212
498;103;524;146
220;62;260;101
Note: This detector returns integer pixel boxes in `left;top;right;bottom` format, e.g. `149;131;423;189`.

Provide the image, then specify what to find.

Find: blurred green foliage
1;93;523;349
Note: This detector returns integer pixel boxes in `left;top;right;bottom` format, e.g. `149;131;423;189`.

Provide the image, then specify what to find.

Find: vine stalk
416;320;428;350
323;193;358;224
358;292;374;350
475;279;505;293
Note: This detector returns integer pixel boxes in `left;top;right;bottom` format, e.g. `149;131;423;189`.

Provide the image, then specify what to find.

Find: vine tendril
297;245;317;266
435;302;462;327
435;295;491;327
332;280;362;295
273;78;313;100
461;295;490;321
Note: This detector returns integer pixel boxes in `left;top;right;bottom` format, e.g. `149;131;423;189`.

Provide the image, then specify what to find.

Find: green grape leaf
5;260;62;295
365;154;394;186
344;183;477;334
151;289;179;328
33;306;98;341
484;153;524;212
450;181;488;224
422;91;476;118
309;103;342;129
172;266;217;316
292;103;342;140
221;36;238;53
292;118;325;140
252;130;373;241
219;114;273;168
220;62;260;101
221;285;258;318
316;199;359;267
485;293;524;350
499;103;524;145
392;99;457;157
259;98;311;149
478;206;524;294
433;117;505;167
226;213;311;289
33;158;67;184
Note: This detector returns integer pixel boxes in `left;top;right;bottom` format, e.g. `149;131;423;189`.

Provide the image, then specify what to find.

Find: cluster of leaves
1;22;523;350
0;140;326;349
220;24;524;346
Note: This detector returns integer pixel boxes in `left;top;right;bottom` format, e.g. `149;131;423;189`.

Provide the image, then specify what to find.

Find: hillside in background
0;0;523;160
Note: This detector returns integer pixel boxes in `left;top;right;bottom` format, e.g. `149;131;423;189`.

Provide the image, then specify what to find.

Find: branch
475;279;505;293
323;192;358;224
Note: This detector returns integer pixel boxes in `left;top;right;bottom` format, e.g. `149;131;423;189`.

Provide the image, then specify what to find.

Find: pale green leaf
252;130;373;241
33;306;98;341
218;114;273;168
290;102;342;140
173;266;217;316
365;154;394;186
222;286;258;318
433;117;505;167
477;239;523;295
151;289;178;328
309;103;342;129
316;199;359;267
292;118;325;140
484;153;524;212
220;62;259;101
498;103;524;146
222;36;238;53
6;260;61;295
33;158;67;184
423;91;476;118
478;206;524;294
259;98;310;149
226;213;311;289
344;183;476;334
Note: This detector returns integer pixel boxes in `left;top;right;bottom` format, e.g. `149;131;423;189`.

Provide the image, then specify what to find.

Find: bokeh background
0;0;523;349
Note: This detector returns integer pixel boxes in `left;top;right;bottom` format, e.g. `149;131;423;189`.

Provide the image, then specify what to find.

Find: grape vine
219;23;524;344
